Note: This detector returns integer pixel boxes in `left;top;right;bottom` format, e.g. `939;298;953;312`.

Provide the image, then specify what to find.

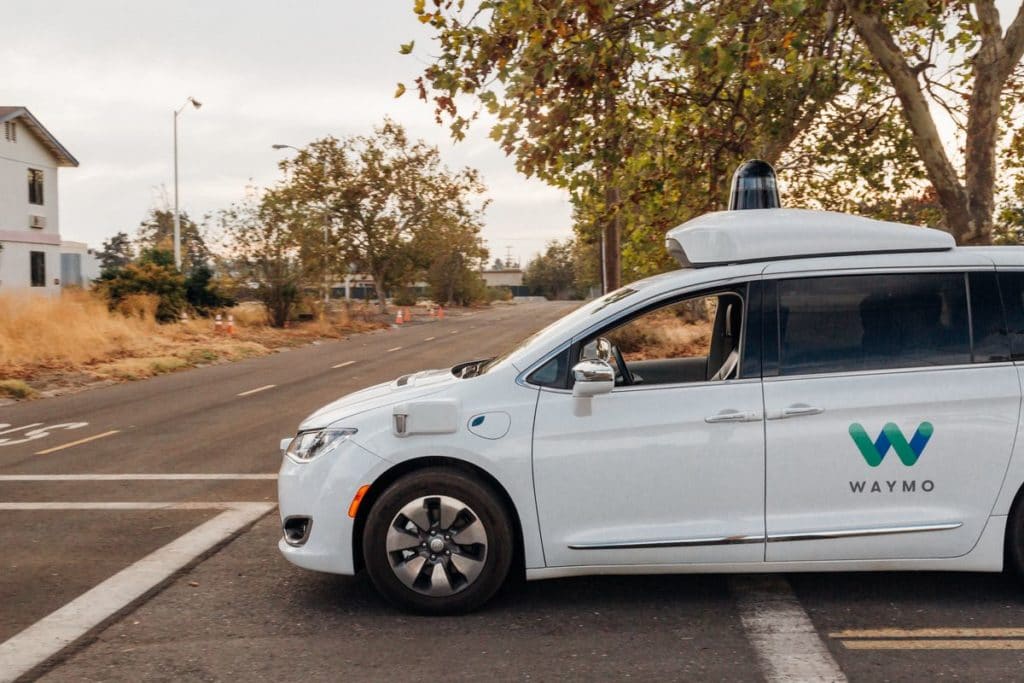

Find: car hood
299;367;459;430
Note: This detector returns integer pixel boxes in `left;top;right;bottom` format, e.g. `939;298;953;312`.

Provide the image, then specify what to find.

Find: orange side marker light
348;484;371;518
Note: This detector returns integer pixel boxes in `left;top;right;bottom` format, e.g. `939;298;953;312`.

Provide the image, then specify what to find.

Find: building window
3;121;16;142
28;169;44;205
30;251;46;287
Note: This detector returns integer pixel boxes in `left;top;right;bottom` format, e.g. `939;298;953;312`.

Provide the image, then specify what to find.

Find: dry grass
609;309;713;361
0;291;388;399
0;379;35;399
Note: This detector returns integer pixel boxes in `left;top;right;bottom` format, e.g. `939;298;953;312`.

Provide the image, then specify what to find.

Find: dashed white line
0;474;276;482
237;384;275;397
731;576;846;682
449;330;458;335
332;360;356;369
0;502;274;682
34;430;120;456
386;346;402;353
423;336;436;342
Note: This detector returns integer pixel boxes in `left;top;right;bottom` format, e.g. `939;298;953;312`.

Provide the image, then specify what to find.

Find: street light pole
272;143;331;308
173;96;202;271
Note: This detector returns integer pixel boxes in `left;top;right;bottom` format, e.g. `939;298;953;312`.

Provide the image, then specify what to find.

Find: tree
184;263;235;315
136;208;210;272
410;0;1024;283
844;1;1024;244
523;240;579;300
97;232;134;273
273;120;489;312
95;248;186;322
217;189;303;328
408;0;879;287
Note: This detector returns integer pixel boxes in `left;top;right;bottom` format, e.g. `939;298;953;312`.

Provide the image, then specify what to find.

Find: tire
362;468;514;614
1007;489;1024;580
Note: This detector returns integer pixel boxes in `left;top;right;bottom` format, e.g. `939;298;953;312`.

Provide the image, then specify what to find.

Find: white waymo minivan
278;208;1024;613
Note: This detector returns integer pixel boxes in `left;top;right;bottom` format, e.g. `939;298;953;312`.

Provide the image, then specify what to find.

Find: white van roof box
664;208;955;268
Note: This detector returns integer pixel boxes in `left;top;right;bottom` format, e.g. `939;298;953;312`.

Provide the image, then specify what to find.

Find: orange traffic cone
405;308;412;323
215;313;223;333
226;314;235;335
395;308;404;325
437;305;444;320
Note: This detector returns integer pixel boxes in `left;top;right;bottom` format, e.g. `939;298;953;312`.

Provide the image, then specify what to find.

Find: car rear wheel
1007;489;1024;580
362;468;513;614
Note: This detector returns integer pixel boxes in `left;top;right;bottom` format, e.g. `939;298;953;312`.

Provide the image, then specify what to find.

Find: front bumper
277;439;389;575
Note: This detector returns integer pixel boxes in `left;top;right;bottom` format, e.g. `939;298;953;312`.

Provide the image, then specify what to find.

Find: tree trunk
846;0;1024;245
603;184;621;292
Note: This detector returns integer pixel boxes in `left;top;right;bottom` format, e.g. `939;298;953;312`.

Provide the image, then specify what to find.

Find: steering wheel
612;344;634;386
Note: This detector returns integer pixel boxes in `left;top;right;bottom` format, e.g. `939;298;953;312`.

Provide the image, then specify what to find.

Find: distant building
0;107;79;294
481;267;523;288
60;240;101;288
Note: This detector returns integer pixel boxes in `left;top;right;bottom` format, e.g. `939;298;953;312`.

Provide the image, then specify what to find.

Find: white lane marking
332;360;356;369
423;336;436;342
0;423;88;448
0;474;276;482
237;384;275;397
731;576;846;682
0;502;274;682
449;330;458;334
386;346;402;353
0;423;43;436
0;501;268;510
34;430;120;456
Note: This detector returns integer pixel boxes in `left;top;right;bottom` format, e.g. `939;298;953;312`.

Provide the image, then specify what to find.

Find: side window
969;272;1010;362
997;271;1024;360
776;273;971;376
581;288;745;387
528;347;569;388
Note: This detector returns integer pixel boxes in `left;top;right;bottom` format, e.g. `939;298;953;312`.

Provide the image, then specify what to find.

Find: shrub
392;287;419;307
96;248;186;322
184;263;236;315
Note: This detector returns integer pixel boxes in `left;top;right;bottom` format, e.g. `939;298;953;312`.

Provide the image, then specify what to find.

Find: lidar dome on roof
664;208;955;268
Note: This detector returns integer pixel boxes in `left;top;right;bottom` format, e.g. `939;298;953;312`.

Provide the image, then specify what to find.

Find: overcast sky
2;1;573;265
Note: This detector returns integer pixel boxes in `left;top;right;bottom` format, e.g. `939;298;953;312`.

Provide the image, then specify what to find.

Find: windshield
474;287;645;374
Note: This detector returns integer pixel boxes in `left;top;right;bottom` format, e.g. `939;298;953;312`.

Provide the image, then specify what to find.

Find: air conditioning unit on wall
29;215;46;229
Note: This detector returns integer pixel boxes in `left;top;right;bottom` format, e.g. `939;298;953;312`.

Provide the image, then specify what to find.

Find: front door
762;271;1020;562
531;286;766;567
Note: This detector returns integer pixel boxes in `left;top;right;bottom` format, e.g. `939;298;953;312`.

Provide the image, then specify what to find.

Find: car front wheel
362;468;513;614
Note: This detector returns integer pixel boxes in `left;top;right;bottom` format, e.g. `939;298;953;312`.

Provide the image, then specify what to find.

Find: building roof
0;106;79;167
664;208;955;268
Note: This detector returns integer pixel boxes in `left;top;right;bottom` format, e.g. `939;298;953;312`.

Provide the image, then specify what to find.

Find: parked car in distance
278;207;1024;613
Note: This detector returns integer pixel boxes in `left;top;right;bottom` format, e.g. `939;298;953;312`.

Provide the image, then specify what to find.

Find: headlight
285;428;358;463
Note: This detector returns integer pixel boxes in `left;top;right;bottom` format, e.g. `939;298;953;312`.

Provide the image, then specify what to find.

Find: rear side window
997;271;1024;360
969;272;1010;362
775;273;970;376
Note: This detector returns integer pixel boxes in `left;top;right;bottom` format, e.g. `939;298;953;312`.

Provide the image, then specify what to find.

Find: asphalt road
4;300;1024;682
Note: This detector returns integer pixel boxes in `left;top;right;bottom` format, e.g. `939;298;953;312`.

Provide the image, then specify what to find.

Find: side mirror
581;337;613;362
572;359;614;398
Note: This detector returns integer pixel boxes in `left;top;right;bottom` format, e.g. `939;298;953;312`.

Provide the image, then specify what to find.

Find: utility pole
172;96;202;271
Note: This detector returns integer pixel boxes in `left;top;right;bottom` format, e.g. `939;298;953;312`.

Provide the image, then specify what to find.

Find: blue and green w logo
849;422;933;467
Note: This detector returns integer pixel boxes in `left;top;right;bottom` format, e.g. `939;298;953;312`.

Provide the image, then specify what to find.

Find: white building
0;107;79;294
60;240;101;288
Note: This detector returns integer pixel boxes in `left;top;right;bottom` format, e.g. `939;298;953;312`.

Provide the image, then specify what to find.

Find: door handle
705;410;759;424
776;403;824;419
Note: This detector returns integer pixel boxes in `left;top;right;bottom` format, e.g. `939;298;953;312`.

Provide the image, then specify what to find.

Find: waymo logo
848;422;933;467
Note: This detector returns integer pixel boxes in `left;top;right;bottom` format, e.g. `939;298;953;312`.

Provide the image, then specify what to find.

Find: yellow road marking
831;628;1024;639
35;430;120;455
841;639;1024;650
